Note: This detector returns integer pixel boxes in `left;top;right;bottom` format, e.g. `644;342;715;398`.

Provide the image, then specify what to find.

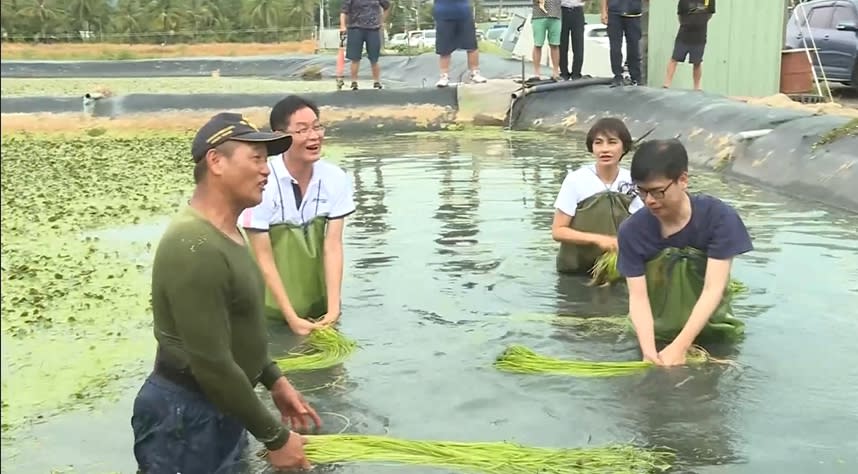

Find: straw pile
494;345;725;377
274;328;357;373
302;434;675;474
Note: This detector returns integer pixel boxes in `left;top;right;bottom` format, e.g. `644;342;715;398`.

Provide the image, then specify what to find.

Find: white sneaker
436;74;450;88
470;70;488;83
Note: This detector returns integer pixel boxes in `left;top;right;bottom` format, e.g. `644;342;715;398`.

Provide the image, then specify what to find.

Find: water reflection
432;149;484;278
349;156;395;273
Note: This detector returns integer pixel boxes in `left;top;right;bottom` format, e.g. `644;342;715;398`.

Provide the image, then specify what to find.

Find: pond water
4;132;858;474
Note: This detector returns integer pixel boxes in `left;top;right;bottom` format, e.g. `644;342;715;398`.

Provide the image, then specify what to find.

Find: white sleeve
239;183;277;230
329;170;356;219
553;172;579;217
629;195;645;214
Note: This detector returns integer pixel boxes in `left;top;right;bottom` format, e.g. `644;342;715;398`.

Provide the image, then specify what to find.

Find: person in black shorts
432;0;488;87
340;0;391;90
663;0;715;90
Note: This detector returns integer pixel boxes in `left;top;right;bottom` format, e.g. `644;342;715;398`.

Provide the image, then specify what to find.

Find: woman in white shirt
551;117;643;274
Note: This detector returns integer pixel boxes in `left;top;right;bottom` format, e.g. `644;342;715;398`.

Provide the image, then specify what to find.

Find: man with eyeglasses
240;96;356;341
617;139;752;366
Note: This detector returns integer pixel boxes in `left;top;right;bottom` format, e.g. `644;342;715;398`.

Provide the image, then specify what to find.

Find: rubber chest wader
264;165;328;322
645;246;745;344
556;190;634;274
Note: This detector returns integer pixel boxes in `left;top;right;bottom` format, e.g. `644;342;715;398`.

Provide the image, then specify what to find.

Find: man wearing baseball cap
130;112;322;473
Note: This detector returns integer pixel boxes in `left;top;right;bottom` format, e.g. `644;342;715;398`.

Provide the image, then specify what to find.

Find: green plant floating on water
291;434;676;474
494;345;732;377
274;328;357;373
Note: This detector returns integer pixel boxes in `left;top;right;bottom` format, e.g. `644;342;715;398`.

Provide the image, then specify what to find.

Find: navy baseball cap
191;112;293;163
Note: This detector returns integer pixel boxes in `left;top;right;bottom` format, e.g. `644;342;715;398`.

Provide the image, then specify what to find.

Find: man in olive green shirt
131;112;322;473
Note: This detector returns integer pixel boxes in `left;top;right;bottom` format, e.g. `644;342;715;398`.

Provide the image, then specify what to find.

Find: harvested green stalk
495;344;729;377
274;328;357;373
589;251;621;286
728;279;747;295
298;433;675;474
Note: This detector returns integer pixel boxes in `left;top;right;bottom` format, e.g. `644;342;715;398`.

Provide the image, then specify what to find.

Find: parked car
785;0;858;90
389;32;407;48
407;29;436;49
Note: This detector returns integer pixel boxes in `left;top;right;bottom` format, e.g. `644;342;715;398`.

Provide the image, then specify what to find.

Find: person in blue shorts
663;0;716;90
432;0;489;87
617;139;753;366
340;0;391;90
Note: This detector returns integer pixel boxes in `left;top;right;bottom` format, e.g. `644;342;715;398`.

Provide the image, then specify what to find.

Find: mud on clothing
617;193;753;342
132;206;289;472
240;158;356;321
553;165;643;273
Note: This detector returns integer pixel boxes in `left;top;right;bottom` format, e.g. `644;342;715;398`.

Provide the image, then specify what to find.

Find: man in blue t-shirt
432;0;488;87
617;139;753;366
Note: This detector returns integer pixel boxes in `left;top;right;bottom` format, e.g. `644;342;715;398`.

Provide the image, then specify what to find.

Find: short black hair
585;117;633;155
269;95;320;132
630;139;689;182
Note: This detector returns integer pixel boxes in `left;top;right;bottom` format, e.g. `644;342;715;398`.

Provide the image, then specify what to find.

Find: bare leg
439;54;451;75
466;49;479;71
692;63;702;90
549;46;560;78
371;62;380;82
350;61;360;82
663;59;678;88
532;46;543;77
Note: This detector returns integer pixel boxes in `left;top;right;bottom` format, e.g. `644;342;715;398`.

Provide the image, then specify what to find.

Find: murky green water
4;132;858;473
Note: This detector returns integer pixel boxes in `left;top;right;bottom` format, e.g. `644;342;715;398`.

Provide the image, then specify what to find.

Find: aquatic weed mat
266;434;676;473
0;133;196;431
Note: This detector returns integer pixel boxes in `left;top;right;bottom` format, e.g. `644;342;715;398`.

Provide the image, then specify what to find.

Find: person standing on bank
531;0;563;82
662;0;715;90
601;0;643;87
432;0;489;87
131;112;322;473
241;96;356;337
340;0;391;91
617;139;752;367
559;0;587;81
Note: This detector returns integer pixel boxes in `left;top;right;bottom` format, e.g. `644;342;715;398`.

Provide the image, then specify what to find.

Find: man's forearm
673;288;723;349
601;0;607;13
324;241;344;314
340;13;348;29
629;294;657;356
191;358;289;450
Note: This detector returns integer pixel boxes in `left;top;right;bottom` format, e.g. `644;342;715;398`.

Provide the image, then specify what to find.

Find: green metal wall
646;0;787;97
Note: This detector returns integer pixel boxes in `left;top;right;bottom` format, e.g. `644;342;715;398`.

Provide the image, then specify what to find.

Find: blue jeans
131;374;249;474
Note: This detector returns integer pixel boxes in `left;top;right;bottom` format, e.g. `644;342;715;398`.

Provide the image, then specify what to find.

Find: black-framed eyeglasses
635;180;676;200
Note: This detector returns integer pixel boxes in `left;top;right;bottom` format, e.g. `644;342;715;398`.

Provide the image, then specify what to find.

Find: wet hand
268;430;311;470
271;378;323;433
601;11;608;25
596;236;619;252
287;317;322;336
318;310;341;327
642;351;663;366
658;342;688;367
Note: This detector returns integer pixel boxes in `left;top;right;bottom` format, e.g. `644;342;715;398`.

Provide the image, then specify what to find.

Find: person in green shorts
240;96;356;337
531;0;563;81
617;139;752;366
131;112;322;473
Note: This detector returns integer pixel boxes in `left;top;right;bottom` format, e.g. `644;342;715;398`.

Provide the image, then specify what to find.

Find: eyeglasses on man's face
289;124;326;136
635;180;676;200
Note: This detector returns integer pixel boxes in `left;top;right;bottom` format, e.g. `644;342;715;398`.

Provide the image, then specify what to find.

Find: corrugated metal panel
646;0;788;97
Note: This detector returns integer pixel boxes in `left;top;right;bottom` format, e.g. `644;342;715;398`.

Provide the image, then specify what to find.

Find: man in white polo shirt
240;96;355;337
